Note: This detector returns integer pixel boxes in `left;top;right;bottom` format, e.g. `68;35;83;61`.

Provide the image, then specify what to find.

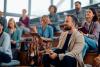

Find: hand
11;40;16;44
94;55;100;65
49;52;57;59
45;49;53;54
94;55;100;61
32;26;37;33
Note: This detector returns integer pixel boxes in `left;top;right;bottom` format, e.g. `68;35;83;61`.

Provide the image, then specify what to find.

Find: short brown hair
75;1;81;5
49;5;57;13
67;14;79;27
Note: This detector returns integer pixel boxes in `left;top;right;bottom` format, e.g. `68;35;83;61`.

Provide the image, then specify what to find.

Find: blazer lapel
68;29;77;50
57;31;68;49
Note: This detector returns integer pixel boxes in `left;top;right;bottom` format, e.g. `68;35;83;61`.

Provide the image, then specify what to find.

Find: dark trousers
0;51;11;63
12;48;19;60
42;54;77;67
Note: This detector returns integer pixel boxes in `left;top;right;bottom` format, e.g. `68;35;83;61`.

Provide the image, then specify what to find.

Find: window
31;0;51;18
0;0;4;11
93;0;100;4
74;0;89;7
53;0;71;12
6;16;20;22
7;0;28;14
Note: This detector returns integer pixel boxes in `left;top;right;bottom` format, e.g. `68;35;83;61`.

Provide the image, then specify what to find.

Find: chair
84;51;98;65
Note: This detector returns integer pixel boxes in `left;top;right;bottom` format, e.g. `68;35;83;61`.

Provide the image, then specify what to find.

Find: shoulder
47;25;53;29
3;32;9;36
75;30;85;43
19;17;22;19
2;32;10;38
15;28;21;33
4;28;8;32
74;30;83;37
81;9;86;12
93;21;98;26
2;17;6;19
37;25;42;29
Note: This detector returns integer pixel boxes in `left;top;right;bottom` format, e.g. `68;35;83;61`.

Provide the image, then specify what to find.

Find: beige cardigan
57;29;85;67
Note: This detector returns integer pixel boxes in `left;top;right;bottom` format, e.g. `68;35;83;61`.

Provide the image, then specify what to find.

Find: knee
62;56;69;62
62;56;76;63
4;56;11;63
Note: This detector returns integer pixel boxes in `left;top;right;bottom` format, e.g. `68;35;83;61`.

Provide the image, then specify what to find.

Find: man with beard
70;1;85;27
42;15;85;67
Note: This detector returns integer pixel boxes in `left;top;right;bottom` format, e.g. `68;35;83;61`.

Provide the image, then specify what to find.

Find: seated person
79;8;99;57
42;15;85;67
70;1;86;27
33;15;54;39
19;9;30;35
19;9;30;27
5;18;21;60
30;15;54;66
0;22;12;63
48;5;61;32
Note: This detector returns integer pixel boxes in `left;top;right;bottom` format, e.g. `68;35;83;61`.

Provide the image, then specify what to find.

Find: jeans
82;36;97;58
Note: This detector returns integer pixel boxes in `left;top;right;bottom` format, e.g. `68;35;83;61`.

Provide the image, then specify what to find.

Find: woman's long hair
8;18;17;28
89;8;98;22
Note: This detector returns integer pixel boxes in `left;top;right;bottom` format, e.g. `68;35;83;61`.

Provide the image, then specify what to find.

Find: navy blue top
54;33;72;54
62;34;72;53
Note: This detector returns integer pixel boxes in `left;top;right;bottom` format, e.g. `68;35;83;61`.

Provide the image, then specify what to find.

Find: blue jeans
82;36;97;58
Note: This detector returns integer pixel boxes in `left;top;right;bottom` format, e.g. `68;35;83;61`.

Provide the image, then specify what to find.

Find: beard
64;26;71;31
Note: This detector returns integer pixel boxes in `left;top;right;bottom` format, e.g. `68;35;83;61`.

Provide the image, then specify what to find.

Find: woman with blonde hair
5;18;21;60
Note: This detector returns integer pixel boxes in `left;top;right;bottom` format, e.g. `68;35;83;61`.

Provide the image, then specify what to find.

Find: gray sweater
0;32;12;59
